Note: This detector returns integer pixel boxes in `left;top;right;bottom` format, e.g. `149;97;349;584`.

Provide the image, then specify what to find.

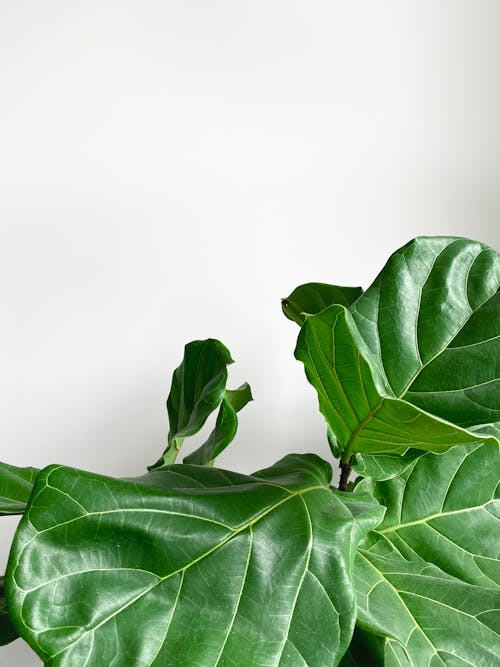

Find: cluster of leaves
1;236;499;666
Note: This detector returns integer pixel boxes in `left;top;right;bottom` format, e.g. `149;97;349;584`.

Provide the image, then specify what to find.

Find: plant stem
338;459;352;491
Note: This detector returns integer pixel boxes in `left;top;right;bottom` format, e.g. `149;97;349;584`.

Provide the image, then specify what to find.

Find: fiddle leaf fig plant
1;236;499;666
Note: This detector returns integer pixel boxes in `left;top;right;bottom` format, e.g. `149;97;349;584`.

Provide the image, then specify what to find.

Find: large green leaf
0;577;18;646
149;339;234;469
351;237;500;428
6;455;383;666
282;282;363;326
357;443;500;587
183;383;252;465
351;443;500;665
295;304;498;460
0;462;39;515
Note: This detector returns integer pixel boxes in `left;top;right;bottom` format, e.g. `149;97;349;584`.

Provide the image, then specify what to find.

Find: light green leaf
282;282;363;326
6;455;383;667
352;450;426;481
351;237;500;428
149;339;234;469
0;577;18;646
352;443;500;664
0;462;39;515
183;383;253;465
295;304;498;460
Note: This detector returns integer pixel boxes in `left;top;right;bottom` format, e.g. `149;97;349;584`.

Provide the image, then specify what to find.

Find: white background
1;2;499;664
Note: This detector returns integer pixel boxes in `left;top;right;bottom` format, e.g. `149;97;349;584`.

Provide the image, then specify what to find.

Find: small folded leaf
6;455;383;667
0;462;39;515
352;450;425;481
351;442;500;664
296;304;498;460
183;383;253;465
282;282;363;326
149;339;233;469
0;577;18;645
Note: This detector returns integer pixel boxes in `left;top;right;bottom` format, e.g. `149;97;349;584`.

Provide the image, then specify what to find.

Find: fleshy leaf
356;443;500;587
149;339;233;469
295;304;498;460
351;237;500;428
351;442;500;664
6;455;383;667
282;282;363;326
183;383;253;465
0;462;39;515
354;551;500;666
0;577;18;646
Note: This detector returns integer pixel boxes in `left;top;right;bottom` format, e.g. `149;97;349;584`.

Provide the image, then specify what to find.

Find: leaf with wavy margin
183;383;252;465
6;454;383;666
282;282;363;326
351;442;500;665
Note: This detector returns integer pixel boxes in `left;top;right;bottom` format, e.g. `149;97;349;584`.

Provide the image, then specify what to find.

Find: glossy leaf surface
351;237;500;427
357;443;500;587
352;443;500;664
6;455;383;666
296;304;498;459
282;282;363;326
149;339;233;469
0;462;39;515
0;577;17;645
183;383;252;465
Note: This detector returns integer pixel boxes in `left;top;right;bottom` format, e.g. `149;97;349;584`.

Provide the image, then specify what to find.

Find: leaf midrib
24;483;326;661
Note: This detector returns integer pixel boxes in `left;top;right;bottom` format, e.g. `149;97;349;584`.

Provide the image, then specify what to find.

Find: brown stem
338;459;352;491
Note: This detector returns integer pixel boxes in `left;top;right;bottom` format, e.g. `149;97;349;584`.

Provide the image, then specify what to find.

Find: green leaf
282;282;363;326
351;237;500;428
0;462;39;515
352;450;426;481
149;339;234;469
352;443;500;664
357;443;500;587
6;455;383;666
295;304;498;460
183;383;253;465
0;577;18;646
354;551;500;666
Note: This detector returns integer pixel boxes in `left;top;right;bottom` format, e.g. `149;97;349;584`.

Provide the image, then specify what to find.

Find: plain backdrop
1;1;499;664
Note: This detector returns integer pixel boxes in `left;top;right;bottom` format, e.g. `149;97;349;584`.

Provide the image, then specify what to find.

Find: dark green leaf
351;237;500;428
183;383;253;465
282;282;363;326
6;455;383;666
0;577;18;645
0;462;39;515
339;626;385;666
149;339;233;469
352;443;500;664
295;304;497;460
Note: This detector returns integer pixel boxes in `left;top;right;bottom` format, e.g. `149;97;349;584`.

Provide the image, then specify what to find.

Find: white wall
1;2;499;663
